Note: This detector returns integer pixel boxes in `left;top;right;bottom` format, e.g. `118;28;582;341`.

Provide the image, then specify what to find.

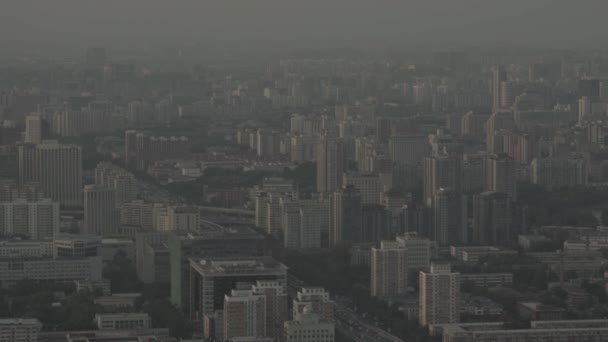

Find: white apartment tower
419;263;460;326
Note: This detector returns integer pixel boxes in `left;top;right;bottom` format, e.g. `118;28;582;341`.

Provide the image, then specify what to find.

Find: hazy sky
1;0;606;49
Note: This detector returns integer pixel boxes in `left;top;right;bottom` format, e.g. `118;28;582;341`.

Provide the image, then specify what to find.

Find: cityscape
3;1;608;342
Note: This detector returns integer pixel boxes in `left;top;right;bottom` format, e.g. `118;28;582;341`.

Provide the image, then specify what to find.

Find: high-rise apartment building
472;192;512;245
395;233;432;272
492;66;507;111
419;263;460;327
94;163;136;208
24;115;42;144
432;188;467;244
485;153;517;201
316;137;344;193
371;241;408;298
342;173;384;205
423;155;462;207
18;141;83;206
84;185;118;236
530;156;588;190
330;185;362;247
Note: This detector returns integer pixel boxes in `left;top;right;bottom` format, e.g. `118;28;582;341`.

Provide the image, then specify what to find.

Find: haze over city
2;2;608;342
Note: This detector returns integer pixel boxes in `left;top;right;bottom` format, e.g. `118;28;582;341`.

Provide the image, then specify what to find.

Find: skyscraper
472;192;512;245
316;137;344;193
492;66;507;111
419;263;460;327
432;188;468;244
18;141;83;206
84;185;118;236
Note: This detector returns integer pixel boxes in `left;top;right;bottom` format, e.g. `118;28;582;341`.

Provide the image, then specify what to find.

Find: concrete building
316;137;344;193
24;115;42;144
284;307;335;342
223;290;267;341
485;153;516;201
450;246;518;263
94;163;136;208
121;200;154;231
169;227;267;312
432;188;467;244
54;234;101;258
188;257;287;320
460;273;513;288
251;281;288;341
84;185;118;236
472;192;512;244
0;255;102;289
0;240;54;258
396;233;432;272
423;155;462;207
530;156;588;190
135;232;170;284
342;173;384;205
330;185;362;246
256;129;281;157
371;241;408;298
293;287;335;322
433;320;608;342
167;206;199;232
17;141;82;206
419;264;460;327
0;198;60;239
94;313;151;330
222;281;287;342
0;319;42;342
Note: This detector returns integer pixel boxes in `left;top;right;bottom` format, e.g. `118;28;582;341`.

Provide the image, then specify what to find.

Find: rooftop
189;256;287;276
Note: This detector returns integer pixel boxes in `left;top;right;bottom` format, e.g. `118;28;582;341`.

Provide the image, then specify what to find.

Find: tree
142;298;193;338
60;291;102;330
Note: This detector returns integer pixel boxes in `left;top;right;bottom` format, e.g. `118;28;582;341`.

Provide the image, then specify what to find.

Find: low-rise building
434;319;608;342
94;313;151;330
0;319;42;342
450;246;518;263
0;256;102;289
284;307;335;342
517;302;565;321
460;273;513;288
